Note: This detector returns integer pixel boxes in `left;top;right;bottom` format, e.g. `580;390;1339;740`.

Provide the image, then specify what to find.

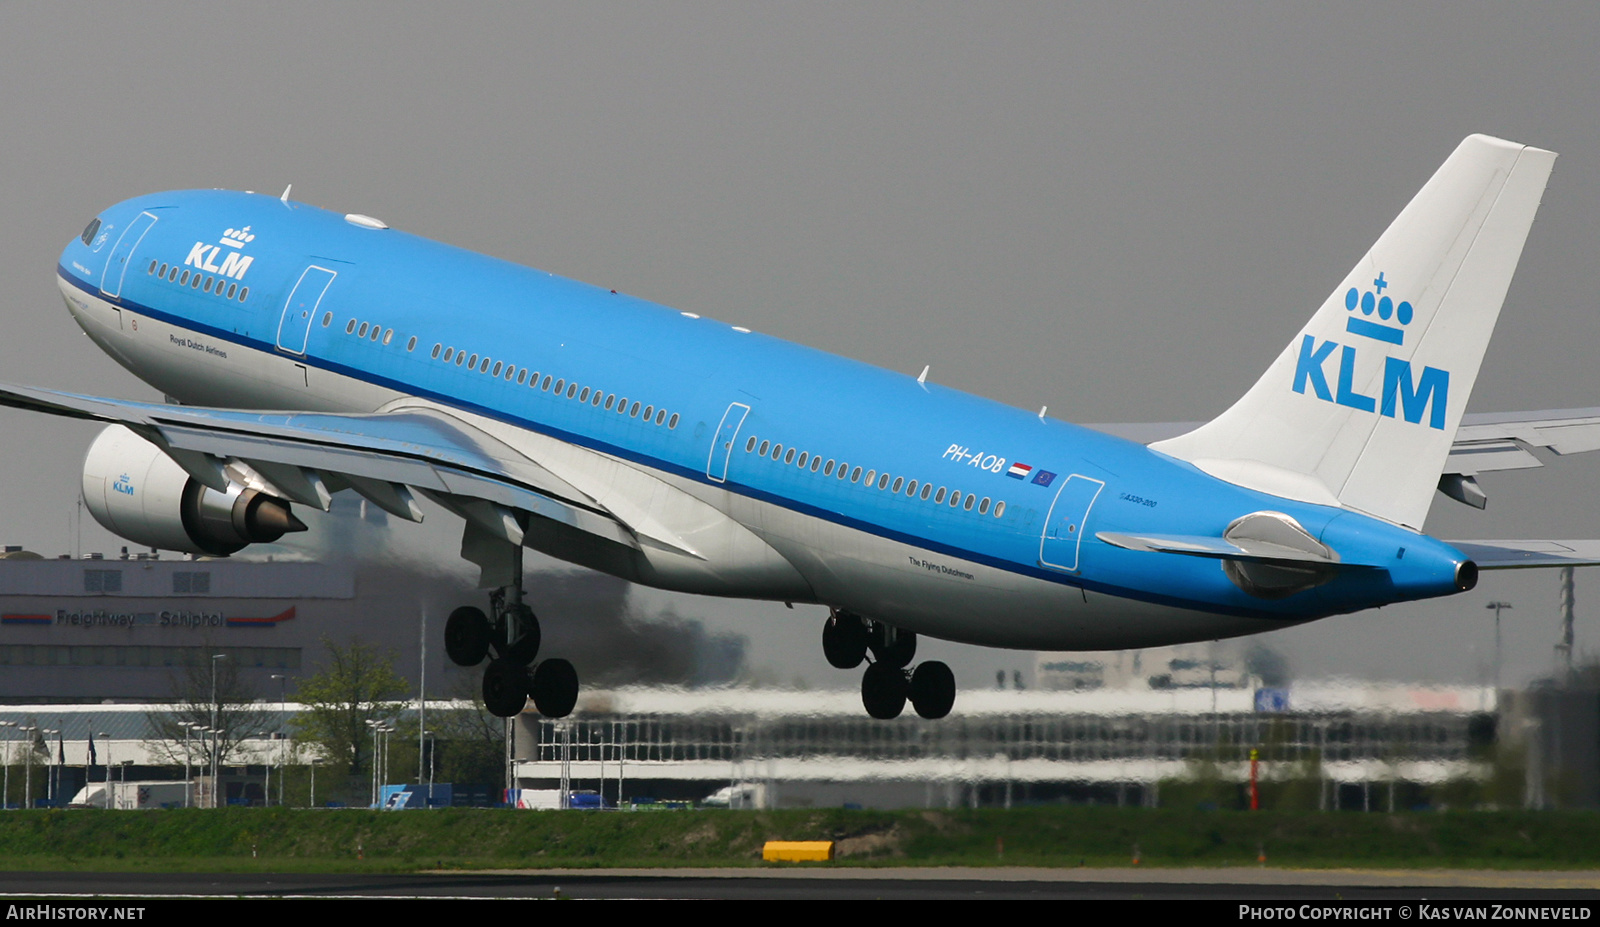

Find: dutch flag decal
1007;462;1032;480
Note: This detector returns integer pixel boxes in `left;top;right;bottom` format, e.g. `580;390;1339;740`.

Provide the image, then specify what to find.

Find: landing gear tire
530;658;579;718
868;624;916;669
909;661;956;720
823;612;869;669
861;662;909;720
445;606;492;667
482;658;529;718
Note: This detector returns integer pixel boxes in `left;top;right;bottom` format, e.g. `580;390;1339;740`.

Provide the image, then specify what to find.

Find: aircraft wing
0;382;643;552
1089;408;1600;508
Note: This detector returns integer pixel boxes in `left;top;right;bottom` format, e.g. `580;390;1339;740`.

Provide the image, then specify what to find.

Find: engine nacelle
81;425;306;556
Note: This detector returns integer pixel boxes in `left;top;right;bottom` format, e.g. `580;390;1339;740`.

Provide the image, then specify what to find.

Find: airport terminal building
0;552;429;702
0;549;1586;811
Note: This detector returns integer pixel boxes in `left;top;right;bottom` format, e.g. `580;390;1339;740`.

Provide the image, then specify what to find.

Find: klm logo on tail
1292;273;1450;429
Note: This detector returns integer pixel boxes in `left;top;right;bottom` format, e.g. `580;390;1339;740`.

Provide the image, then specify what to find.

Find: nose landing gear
826;610;955;720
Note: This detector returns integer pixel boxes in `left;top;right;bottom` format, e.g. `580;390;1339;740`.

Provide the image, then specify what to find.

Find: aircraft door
275;265;338;355
98;212;159;299
1038;474;1106;573
706;402;751;483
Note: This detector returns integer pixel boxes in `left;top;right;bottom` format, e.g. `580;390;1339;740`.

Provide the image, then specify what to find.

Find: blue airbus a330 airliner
14;134;1600;720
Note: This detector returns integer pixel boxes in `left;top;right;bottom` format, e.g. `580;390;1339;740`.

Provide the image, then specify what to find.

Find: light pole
0;721;14;810
98;732;110;808
423;730;435;808
20;726;34;810
183;723;197;808
270;674;289;808
210;654;227;808
258;732;269;807
206;727;220;808
41;730;57;806
367;720;381;808
1486;601;1513;692
382;725;393;802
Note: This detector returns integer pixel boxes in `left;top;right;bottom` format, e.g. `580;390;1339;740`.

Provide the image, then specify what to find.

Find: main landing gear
824;610;955;720
446;583;579;719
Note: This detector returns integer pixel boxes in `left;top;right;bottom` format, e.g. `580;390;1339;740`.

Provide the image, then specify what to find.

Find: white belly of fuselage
61;277;1281;651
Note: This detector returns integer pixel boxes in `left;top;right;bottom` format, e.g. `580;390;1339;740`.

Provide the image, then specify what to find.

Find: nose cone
59;195;173;299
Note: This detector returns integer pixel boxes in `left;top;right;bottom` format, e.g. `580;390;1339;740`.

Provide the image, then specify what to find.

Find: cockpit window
80;218;101;247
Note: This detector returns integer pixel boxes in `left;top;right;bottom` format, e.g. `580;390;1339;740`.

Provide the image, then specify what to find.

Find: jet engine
81;424;306;556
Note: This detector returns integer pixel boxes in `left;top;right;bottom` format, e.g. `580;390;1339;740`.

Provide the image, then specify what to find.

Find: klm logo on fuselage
183;226;256;281
1292;273;1449;430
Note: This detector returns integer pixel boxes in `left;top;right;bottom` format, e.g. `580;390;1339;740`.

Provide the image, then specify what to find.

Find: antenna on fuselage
1038;406;1048;422
279;184;293;205
916;365;929;387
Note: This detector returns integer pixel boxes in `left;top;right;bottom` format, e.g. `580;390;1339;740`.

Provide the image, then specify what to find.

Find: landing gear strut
445;546;579;718
825;610;955;720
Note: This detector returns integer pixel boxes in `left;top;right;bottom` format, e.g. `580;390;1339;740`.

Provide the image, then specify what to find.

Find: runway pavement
0;868;1597;901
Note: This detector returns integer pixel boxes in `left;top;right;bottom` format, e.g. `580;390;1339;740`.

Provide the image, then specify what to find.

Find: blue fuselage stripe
62;264;1301;621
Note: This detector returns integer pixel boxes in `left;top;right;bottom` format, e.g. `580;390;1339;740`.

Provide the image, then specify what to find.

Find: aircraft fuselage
55;190;1471;651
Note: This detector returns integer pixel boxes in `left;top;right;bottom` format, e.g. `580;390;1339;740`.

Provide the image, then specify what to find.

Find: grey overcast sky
2;3;1599;689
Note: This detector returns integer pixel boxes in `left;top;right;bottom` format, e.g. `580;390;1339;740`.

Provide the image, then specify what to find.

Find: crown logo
1343;272;1412;346
219;226;256;249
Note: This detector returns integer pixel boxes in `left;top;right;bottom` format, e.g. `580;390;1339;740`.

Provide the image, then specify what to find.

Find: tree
145;652;272;770
291;637;409;776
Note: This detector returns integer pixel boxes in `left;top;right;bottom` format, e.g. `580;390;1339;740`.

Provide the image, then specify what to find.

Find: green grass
0;806;1595;872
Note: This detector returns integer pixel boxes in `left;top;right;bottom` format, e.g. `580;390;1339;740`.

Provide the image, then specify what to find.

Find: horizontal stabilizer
1096;531;1371;569
1093;406;1600;511
1447;540;1600;570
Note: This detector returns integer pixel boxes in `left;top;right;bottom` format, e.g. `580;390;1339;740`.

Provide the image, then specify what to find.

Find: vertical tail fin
1152;134;1555;529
